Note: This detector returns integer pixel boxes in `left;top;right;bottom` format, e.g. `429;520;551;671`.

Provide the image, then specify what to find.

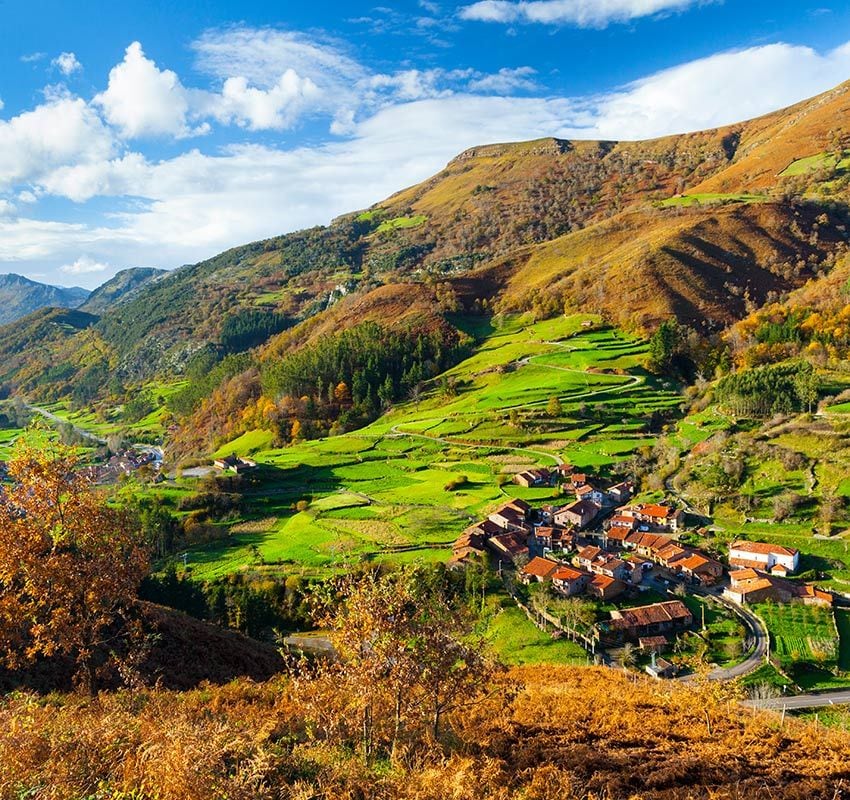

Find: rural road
26;403;106;445
26;402;163;462
750;689;850;711
703;591;770;681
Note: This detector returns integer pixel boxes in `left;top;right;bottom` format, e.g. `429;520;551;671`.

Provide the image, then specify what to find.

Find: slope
0;273;89;325
5;79;850;405
79;267;166;314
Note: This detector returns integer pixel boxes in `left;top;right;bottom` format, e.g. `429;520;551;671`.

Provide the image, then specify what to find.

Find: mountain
0;273;89;325
5;79;850;405
79;267;166;314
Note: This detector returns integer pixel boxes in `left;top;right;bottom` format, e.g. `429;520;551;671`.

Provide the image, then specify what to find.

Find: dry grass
3;665;850;799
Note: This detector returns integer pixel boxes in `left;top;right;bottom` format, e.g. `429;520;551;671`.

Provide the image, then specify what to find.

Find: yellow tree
0;439;149;692
313;568;498;761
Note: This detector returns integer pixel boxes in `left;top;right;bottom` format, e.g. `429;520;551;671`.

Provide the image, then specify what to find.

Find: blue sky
1;0;850;287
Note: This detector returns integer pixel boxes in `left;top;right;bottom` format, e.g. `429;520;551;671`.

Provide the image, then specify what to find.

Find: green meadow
181;314;682;580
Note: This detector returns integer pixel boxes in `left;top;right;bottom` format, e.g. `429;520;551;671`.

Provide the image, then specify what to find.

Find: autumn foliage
0;439;149;691
2;665;850;799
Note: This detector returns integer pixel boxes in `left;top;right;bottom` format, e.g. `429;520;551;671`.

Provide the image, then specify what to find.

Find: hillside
0;601;285;693
0;273;89;325
79;267;166;314
5;80;850;433
2;665;848;799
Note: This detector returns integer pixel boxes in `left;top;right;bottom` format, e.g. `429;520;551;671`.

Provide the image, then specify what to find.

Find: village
450;464;834;678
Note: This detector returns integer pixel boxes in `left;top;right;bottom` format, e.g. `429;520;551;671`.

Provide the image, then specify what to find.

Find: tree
0;439;149;692
311;569;498;761
794;368;819;414
648;320;679;372
546;396;563;417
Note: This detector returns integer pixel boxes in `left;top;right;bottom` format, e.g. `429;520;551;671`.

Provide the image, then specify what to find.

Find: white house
728;541;799;574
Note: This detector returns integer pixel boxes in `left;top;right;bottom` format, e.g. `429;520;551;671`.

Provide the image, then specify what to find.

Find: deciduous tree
0;439;149;692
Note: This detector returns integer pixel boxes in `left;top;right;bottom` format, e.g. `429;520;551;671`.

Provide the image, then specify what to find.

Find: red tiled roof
730;540;798;558
612;600;691;628
553;565;587;582
523;557;560;580
641;504;676;519
677;553;718;573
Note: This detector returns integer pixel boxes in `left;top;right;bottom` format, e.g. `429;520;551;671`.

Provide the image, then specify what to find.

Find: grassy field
482;599;589;666
755;603;839;670
659;193;766;207
779;151;850;177
181;314;681;579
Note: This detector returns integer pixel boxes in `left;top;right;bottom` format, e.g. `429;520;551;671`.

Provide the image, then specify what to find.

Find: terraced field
183;313;683;579
755;603;839;668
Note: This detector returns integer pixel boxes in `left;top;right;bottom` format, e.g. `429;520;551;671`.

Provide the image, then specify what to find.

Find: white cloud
5;33;850;289
60;255;110;275
192;26;366;90
0;200;15;217
94;42;201;138
468;66;537;93
20;52;46;63
459;0;701;27
200;71;322;131
581;41;850;140
0;96;114;190
52;52;82;76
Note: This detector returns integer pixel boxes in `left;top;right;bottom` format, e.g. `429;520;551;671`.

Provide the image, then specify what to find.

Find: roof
729;577;775;596
678;553;720;573
796;585;833;604
577;545;603;561
594;555;626;572
553;565;587;582
466;519;503;538
560;499;601;517
609;515;636;527
729;568;760;583
487;532;528;556
453;532;485;551
638;636;668;648
730;540;799;558
641;504;677;519
589;574;624;592
610;600;692;628
656;543;687;563
626;532;672;551
522;557;560;580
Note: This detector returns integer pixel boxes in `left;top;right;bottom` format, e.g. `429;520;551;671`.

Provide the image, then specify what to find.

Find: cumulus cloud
94;42;202;138
0;96;114;190
199;71;322;130
459;0;701;27
5;32;850;287
52;52;82;76
60;255;110;275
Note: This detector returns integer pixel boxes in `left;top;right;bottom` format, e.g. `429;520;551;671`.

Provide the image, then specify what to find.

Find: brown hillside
0;601;285;693
496;200;848;330
2;665;849;799
691;79;850;194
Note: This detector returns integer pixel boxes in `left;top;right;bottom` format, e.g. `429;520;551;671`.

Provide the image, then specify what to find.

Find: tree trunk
362;704;373;765
391;688;404;761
